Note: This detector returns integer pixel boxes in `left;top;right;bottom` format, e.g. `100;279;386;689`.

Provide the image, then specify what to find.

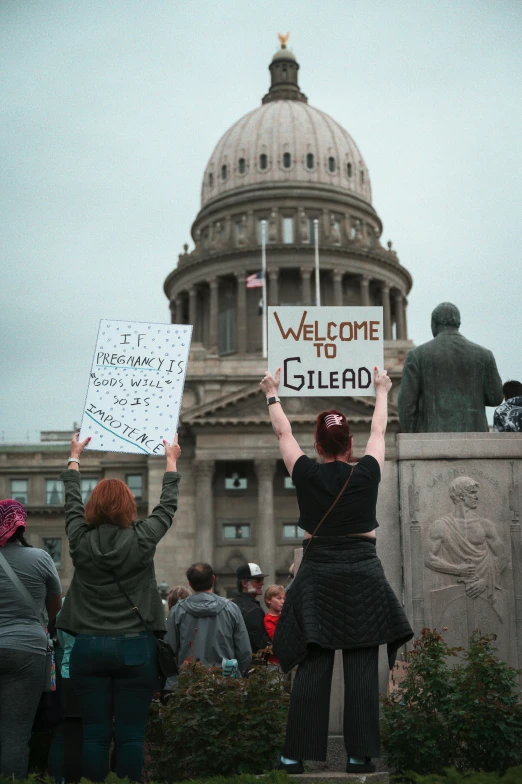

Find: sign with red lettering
267;307;383;396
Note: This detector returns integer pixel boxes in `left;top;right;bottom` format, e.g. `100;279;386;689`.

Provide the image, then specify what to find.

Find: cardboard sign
79;320;192;454
267;306;383;396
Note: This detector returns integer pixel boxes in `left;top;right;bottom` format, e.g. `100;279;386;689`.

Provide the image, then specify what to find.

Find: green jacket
57;469;180;635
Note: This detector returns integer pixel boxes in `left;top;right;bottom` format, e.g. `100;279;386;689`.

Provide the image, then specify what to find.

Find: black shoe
275;759;304;774
346;757;376;773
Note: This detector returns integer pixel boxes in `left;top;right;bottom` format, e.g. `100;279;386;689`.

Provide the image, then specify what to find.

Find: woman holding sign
57;433;181;783
261;368;413;775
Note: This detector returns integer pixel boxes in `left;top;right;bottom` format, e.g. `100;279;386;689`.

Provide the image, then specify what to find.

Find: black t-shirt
291;454;380;536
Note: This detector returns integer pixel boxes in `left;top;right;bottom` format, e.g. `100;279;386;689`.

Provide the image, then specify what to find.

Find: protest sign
267;306;383;396
79;320;192;454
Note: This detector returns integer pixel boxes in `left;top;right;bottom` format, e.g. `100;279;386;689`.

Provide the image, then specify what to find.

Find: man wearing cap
232;563;272;654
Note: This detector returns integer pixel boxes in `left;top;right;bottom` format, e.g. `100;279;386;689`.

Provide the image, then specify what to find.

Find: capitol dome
200;45;371;208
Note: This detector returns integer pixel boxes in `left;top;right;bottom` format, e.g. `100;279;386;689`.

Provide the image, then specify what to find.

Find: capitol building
0;40;413;595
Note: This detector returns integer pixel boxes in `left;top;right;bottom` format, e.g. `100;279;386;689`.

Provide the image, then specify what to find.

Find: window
126;474;143;500
259;153;268;170
283;152;291;169
221;164;227;180
346;162;352;178
306;153;314;169
282;67;287;81
219;307;236;355
43;538;62;567
225;471;247;490
328;156;336;173
284;476;295;490
360;170;365;184
309;218;317;243
10;479;28;504
283;524;305;539
238;157;246;174
208;172;214;187
257;218;268;244
223;524;250;540
282;216;294;244
45;480;63;505
81;478;97;503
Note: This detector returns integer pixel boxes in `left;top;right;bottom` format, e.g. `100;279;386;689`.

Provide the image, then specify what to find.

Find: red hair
315;409;353;460
84;479;137;529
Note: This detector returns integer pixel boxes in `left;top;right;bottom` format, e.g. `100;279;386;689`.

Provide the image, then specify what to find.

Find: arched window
306;153;314;169
283;152;292;169
328;156;336;173
221;164;227;181
238;157;246;174
260;153;268;170
360;170;365;184
346;162;352;178
282;67;287;81
208;172;214;187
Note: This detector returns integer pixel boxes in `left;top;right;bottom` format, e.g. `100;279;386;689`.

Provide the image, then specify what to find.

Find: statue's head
449;476;479;510
431;302;461;337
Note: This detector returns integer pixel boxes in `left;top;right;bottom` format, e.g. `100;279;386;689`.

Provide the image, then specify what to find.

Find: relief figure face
460;484;479;510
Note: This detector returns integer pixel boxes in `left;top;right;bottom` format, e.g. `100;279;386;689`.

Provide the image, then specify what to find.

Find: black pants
282;645;380;761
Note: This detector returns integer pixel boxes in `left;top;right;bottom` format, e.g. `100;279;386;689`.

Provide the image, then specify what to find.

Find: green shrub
0;773;294;784
397;766;522;783
382;629;522;776
145;661;289;780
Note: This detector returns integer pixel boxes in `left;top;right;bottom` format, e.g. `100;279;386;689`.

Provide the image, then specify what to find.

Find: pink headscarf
0;500;27;547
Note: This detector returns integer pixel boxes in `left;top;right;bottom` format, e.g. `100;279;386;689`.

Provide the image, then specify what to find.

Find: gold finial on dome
278;32;290;48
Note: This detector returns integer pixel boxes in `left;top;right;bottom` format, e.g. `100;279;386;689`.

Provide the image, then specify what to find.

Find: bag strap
302;464;355;561
0;550;47;630
111;572;156;637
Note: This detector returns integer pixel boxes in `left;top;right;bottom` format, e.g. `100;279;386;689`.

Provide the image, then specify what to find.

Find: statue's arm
425;521;472;576
483;350;503;407
398;352;420;433
484;519;508;572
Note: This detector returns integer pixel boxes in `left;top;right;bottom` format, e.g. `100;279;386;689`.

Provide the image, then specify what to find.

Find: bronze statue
398;302;502;432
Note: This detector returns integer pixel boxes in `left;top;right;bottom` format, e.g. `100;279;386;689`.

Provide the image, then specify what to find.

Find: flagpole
314;218;320;306
261;219;267;359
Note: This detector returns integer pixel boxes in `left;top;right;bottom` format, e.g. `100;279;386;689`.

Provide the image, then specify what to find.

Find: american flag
245;271;264;289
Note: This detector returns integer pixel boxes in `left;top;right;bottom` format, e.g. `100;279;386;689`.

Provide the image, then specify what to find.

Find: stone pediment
182;383;398;426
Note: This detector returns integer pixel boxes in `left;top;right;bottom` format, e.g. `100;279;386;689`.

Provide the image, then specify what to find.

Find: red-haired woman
57;433;181;783
260;368;413;775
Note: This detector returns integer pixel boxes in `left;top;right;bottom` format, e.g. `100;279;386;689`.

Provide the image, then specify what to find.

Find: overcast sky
1;0;521;441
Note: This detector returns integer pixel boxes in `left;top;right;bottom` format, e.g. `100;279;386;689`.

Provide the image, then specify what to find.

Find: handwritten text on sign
267;307;383;396
80;320;192;454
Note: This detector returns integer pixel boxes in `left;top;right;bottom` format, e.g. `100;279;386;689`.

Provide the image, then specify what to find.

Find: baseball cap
236;562;269;580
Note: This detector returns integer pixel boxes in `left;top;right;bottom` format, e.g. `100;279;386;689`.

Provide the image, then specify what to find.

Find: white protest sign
268;306;383;396
79;320;192;454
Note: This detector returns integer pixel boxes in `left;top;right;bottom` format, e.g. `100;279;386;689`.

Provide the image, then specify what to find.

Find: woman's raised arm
364;367;392;472
260;369;304;475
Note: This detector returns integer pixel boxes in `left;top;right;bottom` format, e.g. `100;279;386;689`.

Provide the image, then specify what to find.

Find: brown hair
167;585;192;610
264;584;286;607
84;479;137;528
314;409;353;460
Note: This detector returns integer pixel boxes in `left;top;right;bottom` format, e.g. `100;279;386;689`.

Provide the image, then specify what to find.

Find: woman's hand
374;367;392;395
70;433;91;459
260;368;281;398
163;433;181;471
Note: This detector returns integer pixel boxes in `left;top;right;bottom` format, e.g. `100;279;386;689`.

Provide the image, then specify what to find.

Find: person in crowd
166;562;251;675
263;585;286;666
494;380;522;432
232;562;272;654
0;499;62;780
57;432;181;783
261;367;413;775
167;584;192;611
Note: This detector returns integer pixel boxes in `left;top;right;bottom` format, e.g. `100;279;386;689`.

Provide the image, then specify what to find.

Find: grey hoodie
166;592;252;674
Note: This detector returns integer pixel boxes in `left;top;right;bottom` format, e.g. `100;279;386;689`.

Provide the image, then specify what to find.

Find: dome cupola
262;33;308;104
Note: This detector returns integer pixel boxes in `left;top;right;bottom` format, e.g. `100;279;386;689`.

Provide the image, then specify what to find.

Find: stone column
235;271;247;354
268;268;279;306
333;270;343;306
254;459;277;581
360;275;371;306
169;299;177;324
301;267;312;306
382;282;392;339
247;209;255;244
189;287;197;331
394;291;406;339
209;277;219;353
175;294;182;324
322;207;330;239
402;297;408;340
194;459;216;563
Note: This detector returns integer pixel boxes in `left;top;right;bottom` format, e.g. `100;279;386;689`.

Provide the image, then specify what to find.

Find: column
382;282;392;339
254;459;277;581
169;299;177;324
194;460;216;563
175;295;182;324
247;209;255;244
209;277;219;353
333;270;343;306
394;291;406;339
235;271;247;354
301;267;312;306
268;268;279;306
360;275;371;306
189;287;197;331
402;296;408;340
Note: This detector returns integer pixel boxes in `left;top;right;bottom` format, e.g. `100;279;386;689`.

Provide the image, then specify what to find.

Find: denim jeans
70;632;157;782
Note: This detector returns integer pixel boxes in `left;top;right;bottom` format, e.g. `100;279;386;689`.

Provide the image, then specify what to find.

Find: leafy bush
397;766;522;783
382;629;522;776
0;773;294;784
145;661;289;780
